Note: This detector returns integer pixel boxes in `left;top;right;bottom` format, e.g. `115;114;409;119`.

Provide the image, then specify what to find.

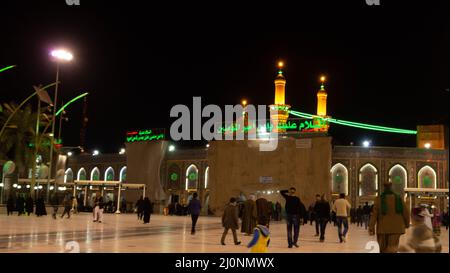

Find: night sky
1;1;448;153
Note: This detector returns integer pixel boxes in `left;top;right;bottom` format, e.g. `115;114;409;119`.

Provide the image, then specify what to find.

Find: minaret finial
320;75;326;90
277;61;284;76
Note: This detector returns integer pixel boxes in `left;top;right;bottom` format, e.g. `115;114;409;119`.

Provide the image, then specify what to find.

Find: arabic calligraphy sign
217;118;328;134
126;128;165;142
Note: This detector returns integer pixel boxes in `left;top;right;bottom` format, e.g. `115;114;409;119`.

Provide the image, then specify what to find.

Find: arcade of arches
62;142;448;215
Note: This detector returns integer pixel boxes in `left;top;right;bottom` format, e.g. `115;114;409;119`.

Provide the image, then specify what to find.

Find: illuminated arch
185;164;199;191
90;167;100;181
204;166;209;189
359;163;378;196
104;167;115;181
64;168;74;183
330;163;348;195
417;165;437;189
119;166;127;182
77;168;87;180
388;164;407;195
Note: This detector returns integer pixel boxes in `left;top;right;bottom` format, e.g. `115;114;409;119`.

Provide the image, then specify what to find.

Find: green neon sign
289;110;417;135
29;138;61;147
270;105;290;111
56;92;89;116
0;65;16;73
218;119;327;134
126;129;165;142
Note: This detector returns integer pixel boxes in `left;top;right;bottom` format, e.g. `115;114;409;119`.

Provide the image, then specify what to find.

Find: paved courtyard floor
0;213;448;253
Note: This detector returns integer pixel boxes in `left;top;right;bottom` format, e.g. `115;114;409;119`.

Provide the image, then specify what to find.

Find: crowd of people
150;184;448;253
216;182;448;253
5;191;131;221
4;184;449;253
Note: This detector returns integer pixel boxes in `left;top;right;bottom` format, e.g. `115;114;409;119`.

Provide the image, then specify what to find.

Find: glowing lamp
50;49;73;61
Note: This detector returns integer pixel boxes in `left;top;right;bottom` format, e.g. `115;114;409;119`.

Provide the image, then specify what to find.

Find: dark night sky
1;1;448;153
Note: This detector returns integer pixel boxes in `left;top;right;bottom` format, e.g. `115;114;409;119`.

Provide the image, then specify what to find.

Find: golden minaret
269;61;291;133
313;76;330;132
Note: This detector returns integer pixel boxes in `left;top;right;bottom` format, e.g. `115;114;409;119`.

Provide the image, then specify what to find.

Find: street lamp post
58;103;67;141
47;49;73;200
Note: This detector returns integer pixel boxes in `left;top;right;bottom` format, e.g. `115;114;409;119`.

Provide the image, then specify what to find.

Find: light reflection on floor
0;213;448;253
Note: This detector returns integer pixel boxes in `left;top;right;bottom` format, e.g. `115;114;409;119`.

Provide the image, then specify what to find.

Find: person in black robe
35;195;47;216
241;195;257;235
135;196;144;220
255;195;270;227
25;196;34;215
275;202;282;221
6;194;15;216
142;197;153;224
16;195;25;216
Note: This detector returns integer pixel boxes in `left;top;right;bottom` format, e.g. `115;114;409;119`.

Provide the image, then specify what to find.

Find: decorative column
115;182;122;214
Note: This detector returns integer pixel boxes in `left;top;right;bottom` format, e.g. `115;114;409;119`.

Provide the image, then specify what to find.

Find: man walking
356;205;363;227
50;192;60;219
221;197;241;246
280;187;306;248
315;194;331;242
362;202;371;230
135;196;144;220
313;194;321;236
93;196;104;223
61;195;72;218
332;193;351;243
369;182;410;253
188;192;202;234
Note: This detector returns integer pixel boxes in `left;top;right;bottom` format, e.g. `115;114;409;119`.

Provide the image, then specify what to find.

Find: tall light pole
47;49;73;200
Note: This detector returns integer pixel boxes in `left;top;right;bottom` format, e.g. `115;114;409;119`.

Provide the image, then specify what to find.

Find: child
398;207;441;253
247;224;270;253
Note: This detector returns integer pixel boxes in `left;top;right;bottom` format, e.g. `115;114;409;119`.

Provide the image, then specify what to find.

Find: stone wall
208;136;332;215
126;140;168;213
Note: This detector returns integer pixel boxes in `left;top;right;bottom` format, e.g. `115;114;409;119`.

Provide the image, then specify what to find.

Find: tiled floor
0;213;447;253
